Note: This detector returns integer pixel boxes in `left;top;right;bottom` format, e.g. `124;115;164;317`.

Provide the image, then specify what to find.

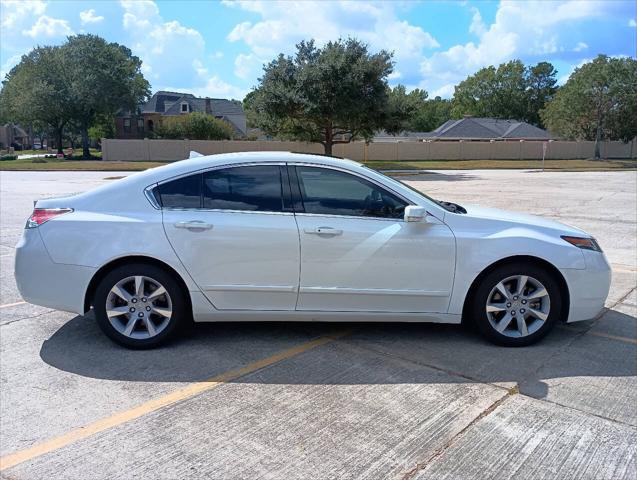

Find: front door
161;164;300;311
291;165;455;313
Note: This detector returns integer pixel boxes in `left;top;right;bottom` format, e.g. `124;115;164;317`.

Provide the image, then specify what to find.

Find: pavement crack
400;387;517;480
0;309;54;326
339;339;512;393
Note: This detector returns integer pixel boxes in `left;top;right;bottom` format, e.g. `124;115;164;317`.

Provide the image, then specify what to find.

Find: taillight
26;208;73;228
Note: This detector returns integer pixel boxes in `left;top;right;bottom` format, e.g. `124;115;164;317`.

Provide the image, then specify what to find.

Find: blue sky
1;0;636;100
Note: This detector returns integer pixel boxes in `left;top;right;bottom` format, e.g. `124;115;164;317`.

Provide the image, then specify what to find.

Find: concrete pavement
1;169;635;479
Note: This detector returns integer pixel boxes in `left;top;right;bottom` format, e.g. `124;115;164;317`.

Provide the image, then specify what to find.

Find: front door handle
304;227;343;236
174;221;213;231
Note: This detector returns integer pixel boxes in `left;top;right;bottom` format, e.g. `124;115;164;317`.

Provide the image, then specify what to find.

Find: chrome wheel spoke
134;276;145;297
143;317;157;336
486;303;506;313
106;306;129;318
151;306;172;318
528;308;548;321
111;284;132;303
495;282;512;300
495;313;514;333
123;317;138;336
527;287;548;300
516;315;528;336
147;285;166;300
516;275;528;295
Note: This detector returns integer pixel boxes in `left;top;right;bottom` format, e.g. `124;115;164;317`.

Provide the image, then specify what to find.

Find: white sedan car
15;152;611;348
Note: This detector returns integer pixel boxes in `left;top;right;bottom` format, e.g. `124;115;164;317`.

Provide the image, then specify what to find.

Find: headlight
561;236;602;252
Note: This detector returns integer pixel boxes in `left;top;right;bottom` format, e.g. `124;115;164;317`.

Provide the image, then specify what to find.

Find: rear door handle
174;221;213;231
304;227;343;236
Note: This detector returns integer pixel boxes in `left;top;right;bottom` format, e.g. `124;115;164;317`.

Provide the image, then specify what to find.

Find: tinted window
296;167;407;219
158;174;201;209
203;165;283;212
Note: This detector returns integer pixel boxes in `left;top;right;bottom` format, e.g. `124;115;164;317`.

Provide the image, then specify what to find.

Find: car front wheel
94;263;187;349
471;262;562;347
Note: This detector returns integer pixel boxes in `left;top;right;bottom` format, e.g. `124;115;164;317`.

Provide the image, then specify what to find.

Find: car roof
136;151;363;184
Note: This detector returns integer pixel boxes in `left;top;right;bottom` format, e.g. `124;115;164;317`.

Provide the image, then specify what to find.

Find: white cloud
234;53;261;79
419;1;609;97
22;15;73;38
0;0;46;29
79;9;104;25
224;0;438;84
469;7;486;36
211;51;224;59
629;19;637;27
119;0;244;98
573;41;588;52
120;0;204;86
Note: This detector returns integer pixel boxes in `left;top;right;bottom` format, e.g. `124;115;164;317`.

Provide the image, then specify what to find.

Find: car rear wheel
471;262;562;346
94;263;187;349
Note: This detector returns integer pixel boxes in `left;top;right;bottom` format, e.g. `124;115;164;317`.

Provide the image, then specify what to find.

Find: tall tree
63;34;150;158
245;39;393;155
383;85;427;134
451;60;557;126
526;62;558;127
541;55;637;158
1;46;72;154
409;96;453;132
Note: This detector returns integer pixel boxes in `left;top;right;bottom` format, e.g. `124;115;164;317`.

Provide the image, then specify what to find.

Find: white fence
101;138;637;162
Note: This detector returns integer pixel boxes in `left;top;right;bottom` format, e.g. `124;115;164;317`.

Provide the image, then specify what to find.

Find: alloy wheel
105;275;172;339
485;274;551;338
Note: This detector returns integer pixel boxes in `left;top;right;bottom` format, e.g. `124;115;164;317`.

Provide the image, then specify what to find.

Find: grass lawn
0;157;634;172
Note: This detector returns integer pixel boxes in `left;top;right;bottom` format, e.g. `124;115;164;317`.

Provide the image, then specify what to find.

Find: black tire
471;262;563;347
94;263;187;349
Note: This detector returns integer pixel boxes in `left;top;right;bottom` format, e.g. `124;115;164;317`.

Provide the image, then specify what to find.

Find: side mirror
404;205;429;223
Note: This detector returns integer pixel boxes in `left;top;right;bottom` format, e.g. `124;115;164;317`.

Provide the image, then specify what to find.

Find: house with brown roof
116;91;247;139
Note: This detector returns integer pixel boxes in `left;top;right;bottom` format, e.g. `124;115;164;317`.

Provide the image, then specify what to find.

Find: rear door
290;165;455;313
161;164;300;311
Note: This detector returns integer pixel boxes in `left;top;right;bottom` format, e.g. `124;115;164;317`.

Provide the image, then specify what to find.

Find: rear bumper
15;228;95;315
561;250;612;323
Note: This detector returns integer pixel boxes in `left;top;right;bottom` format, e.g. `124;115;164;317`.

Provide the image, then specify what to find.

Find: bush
0;154;17;161
156;112;234;140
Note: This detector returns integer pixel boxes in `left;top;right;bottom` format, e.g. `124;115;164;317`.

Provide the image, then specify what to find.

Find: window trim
153;162;292;215
288;163;413;221
146;161;414;220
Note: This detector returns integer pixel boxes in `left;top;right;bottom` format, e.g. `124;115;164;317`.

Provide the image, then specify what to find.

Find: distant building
115;91;247;139
374;117;553;142
0;123;31;150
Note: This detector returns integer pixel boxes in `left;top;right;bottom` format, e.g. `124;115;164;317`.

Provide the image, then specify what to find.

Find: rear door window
203;165;284;212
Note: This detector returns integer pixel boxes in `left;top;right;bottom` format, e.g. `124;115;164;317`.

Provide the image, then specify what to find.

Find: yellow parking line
0;301;26;309
0;330;350;471
587;330;637;346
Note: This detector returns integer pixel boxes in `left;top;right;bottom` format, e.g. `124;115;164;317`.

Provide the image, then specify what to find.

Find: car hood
461;205;588;236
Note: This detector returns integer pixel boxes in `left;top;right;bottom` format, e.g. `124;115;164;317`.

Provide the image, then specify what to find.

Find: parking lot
1;169;635;479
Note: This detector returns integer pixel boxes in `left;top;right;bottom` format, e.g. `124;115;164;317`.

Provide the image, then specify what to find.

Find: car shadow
39;308;637;398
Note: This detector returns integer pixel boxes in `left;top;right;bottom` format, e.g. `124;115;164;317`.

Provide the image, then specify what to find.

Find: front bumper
15;228;95;315
561;249;612;323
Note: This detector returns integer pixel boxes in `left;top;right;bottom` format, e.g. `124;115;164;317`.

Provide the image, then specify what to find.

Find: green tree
383;85;428;134
156;113;234;140
541;55;637;158
246;39;393;155
1;46;73;154
451;60;557;126
410;96;453;132
63;34;150;159
526;62;558;127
